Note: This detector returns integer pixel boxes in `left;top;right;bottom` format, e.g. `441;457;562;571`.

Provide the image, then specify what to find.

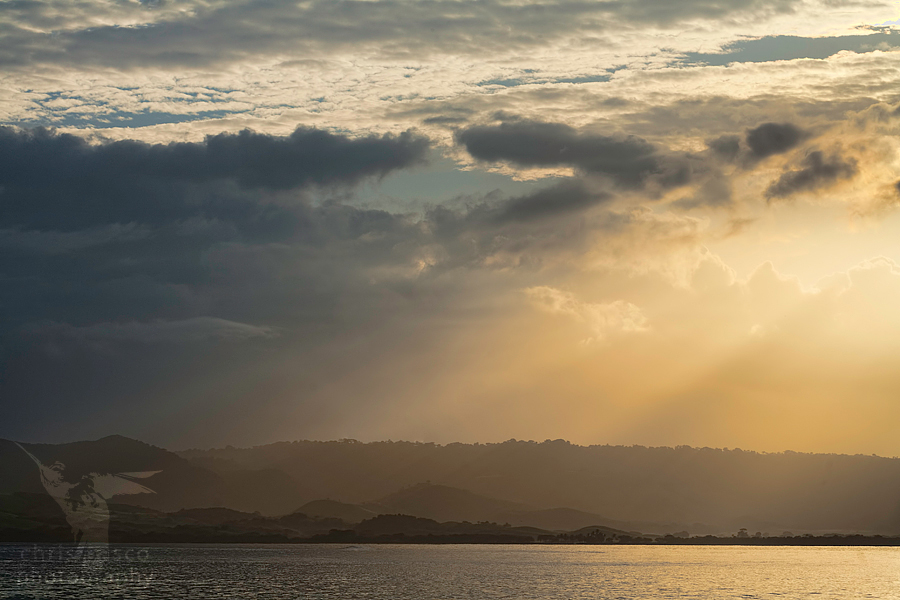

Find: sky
3;0;900;455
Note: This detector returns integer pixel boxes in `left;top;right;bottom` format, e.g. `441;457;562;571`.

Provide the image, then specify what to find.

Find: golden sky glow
3;0;900;454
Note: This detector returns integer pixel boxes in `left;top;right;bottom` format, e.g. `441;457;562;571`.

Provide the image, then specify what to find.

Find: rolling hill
8;435;900;535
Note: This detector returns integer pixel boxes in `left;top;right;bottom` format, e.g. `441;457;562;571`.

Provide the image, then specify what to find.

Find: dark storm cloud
427;179;608;231
0;0;807;69
0;123;607;346
701;122;810;172
765;149;858;199
707;135;742;161
0;223;152;254
0;167;610;443
0;126;428;230
0;124;432;344
456;120;691;189
0;125;428;190
493;180;610;223
745;122;807;160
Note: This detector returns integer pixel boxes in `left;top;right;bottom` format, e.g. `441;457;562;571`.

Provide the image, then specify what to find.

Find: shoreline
5;536;900;547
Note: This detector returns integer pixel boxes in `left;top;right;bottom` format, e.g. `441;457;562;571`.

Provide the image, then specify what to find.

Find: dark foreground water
2;543;900;599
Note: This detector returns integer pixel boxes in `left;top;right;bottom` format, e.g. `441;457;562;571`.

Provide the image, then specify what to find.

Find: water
3;543;900;599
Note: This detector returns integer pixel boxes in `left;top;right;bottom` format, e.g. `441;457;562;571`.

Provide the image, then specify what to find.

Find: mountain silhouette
8;436;900;534
370;482;529;523
297;499;378;523
503;507;643;533
179;438;900;534
1;436;314;516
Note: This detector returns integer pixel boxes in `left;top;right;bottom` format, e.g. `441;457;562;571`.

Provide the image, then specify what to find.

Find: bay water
2;543;899;599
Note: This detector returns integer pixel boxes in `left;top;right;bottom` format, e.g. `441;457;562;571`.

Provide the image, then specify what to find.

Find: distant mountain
352;513;543;540
567;524;633;537
0;492;71;541
503;507;635;533
170;507;258;525
294;485;641;532
364;483;660;533
8;435;900;534
0;435;312;515
213;468;314;515
0;435;222;511
4;493;897;545
370;482;529;523
179;438;900;534
114;503;349;542
297;499;378;523
363;484;652;533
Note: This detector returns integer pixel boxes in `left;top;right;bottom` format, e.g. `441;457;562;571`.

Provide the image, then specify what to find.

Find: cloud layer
457;119;692;190
0;126;429;229
0;0;811;70
3;0;900;455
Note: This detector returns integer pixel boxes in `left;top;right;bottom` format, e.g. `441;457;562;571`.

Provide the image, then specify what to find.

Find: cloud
765;149;857;199
0;158;618;349
0;125;428;191
587;208;710;285
29;317;278;345
456;119;691;189
745;122;807;160
0;0;809;71
0;125;429;230
672;176;734;210
3;0;900;454
525;286;649;341
707;135;742;161
491;179;611;223
0;223;151;254
0;124;433;344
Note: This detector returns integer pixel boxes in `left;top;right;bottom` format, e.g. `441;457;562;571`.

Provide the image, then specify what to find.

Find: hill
0;436;313;515
503;507;639;533
8;435;900;534
370;482;529;523
179;438;900;534
297;499;378;523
